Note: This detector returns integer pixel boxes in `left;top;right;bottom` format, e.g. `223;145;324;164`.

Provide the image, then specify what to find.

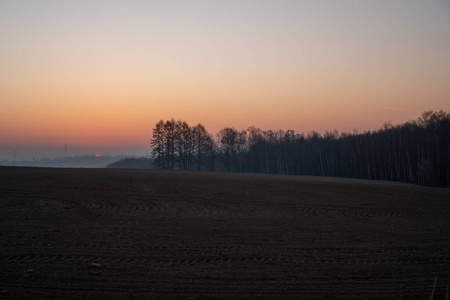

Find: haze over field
1;1;449;160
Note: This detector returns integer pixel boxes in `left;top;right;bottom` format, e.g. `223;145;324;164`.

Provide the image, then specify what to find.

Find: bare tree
150;120;165;169
193;124;214;171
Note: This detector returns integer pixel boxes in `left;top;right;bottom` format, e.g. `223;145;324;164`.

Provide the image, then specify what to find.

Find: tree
164;119;177;169
217;127;247;172
150;120;165;169
193;124;215;171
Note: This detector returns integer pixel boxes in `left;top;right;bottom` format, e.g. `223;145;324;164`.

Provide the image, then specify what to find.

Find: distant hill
2;155;124;168
106;157;153;169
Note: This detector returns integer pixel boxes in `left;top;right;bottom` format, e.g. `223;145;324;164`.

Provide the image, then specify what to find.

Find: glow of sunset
1;1;450;159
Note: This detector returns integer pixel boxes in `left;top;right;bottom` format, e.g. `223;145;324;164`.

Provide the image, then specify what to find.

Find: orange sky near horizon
1;1;449;159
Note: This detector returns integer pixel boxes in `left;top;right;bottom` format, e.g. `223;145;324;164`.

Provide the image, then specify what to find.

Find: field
1;167;449;299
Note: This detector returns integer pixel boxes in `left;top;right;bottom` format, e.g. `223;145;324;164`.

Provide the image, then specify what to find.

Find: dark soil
1;167;449;299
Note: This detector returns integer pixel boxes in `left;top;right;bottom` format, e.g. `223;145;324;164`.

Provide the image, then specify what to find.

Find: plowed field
1;167;449;299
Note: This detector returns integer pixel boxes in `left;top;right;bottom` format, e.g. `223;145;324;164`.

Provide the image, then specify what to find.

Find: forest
150;110;450;187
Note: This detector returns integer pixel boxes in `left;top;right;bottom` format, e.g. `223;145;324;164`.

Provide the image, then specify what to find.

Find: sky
1;0;450;160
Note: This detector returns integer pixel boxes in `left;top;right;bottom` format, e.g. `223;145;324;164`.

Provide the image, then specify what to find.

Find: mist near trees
3;155;124;169
151;111;450;187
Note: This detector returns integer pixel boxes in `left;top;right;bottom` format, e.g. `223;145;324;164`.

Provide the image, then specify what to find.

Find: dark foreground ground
1;167;449;299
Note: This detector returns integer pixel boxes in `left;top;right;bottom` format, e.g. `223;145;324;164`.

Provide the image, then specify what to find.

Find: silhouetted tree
151;120;165;169
193;124;215;171
217;127;247;172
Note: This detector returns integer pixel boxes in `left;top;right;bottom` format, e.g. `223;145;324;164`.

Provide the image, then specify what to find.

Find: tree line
150;119;216;171
150;110;450;187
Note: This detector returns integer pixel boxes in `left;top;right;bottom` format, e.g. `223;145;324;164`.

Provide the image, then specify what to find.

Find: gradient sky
1;0;450;160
